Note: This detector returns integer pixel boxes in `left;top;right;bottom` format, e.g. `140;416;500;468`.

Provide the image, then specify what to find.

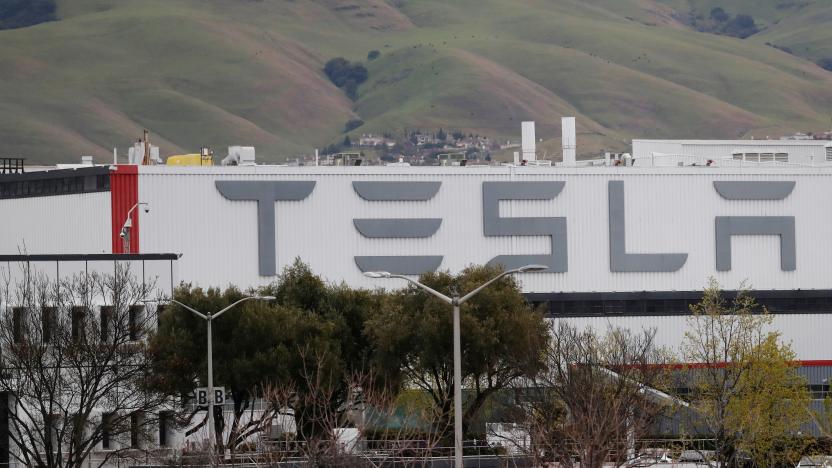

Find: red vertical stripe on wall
110;165;140;253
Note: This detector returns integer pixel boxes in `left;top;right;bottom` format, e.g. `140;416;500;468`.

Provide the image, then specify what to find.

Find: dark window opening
42;307;56;344
130;412;140;448
155;304;166;329
129;305;143;341
102;412;114;450
159;411;173;447
71;307;87;343
99;306;114;343
12;307;27;344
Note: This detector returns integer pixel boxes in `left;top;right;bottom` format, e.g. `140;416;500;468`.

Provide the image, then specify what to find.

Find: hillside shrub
344;119;364;132
709;7;729;22
695;7;758;39
0;0;57;30
818;58;832;72
324;57;368;101
723;14;758;39
367;50;380;60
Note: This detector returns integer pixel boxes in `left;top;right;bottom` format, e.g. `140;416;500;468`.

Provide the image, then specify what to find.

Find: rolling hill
0;0;830;164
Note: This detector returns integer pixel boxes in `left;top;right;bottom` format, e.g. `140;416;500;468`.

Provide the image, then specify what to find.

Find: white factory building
632;138;832;166
0;130;831;463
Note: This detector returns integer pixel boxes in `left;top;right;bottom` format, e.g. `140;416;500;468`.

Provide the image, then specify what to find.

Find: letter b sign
195;387;225;406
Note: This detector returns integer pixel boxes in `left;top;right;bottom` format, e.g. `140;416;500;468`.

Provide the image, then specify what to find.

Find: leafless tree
258;349;449;467
514;321;675;468
0;262;172;468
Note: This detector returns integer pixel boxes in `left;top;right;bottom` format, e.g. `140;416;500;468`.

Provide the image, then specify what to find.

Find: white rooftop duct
562;117;576;166
521;121;536;161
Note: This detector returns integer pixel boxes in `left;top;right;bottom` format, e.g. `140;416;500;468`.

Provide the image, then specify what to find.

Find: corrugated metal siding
551;314;832;362
110;165;139;253
0;192;110;254
138;166;832;294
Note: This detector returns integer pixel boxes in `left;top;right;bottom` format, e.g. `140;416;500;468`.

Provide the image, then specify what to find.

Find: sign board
194;387;225;406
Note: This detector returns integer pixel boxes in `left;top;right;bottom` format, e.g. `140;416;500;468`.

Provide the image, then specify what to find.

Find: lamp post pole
169;295;275;455
365;264;547;468
120;202;148;254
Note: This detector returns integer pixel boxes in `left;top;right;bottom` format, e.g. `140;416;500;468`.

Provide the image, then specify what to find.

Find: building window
102;412;114;450
155;304;166;329
99;306;114;343
129;305;144;341
42;307;56;344
45;414;60;452
159;411;173;447
71;307;87;343
130;412;142;448
775;153;788;162
12;307;27;344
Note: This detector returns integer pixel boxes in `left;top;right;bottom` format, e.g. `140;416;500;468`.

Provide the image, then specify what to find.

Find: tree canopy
682;279;811;466
323;57;369;100
365;264;549;437
0;0;56;30
149;260;389;450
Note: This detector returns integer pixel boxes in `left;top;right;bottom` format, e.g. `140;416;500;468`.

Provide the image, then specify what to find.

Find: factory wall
0;192;111;255
137;166;832;294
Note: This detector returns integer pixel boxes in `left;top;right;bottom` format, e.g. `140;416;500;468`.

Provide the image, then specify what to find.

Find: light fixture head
256;295;276;301
363;271;392;278
518;264;548;272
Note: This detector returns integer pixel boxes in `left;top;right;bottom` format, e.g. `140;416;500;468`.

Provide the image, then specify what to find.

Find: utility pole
142;129;150;165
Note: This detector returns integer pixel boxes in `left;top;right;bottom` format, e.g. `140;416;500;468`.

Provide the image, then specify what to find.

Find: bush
323;57;369;100
818;58;832;72
367;50;380;61
709;7;729;22
344;119;364;133
0;0;57;30
722;14;758;38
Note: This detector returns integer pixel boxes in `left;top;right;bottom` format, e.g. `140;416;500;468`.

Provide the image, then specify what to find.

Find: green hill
0;0;830;164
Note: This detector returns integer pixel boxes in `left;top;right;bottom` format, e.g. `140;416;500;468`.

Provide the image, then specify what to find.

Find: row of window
40;409;175;450
11;305;148;344
0;173;110;199
732;152;789;163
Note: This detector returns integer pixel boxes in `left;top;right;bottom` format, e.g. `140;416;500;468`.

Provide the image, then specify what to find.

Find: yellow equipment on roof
166;153;213;166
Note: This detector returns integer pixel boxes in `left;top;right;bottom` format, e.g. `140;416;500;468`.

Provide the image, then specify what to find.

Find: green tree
366;264;548;439
682;279;811;467
149;261;386;451
0;0;56;30
726;334;811;467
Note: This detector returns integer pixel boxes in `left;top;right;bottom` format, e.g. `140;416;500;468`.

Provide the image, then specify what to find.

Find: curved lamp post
120;202;149;254
169;295;275;454
364;264;547;468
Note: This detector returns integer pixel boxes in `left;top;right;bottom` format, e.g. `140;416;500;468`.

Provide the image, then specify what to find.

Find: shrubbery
344;119;364;132
818;58;832;72
695;6;758;39
0;0;57;30
324;57;369;100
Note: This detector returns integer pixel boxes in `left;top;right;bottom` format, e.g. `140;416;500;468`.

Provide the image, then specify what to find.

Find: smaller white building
633;139;832;167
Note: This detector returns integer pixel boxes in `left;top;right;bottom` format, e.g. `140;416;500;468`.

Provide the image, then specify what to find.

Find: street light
364;264;547;468
120;202;149;254
169;295;275;454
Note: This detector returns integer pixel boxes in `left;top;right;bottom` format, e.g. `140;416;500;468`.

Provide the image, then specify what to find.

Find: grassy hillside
0;0;830;164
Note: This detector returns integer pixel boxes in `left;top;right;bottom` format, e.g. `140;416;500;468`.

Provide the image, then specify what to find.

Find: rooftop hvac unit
222;146;256;166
